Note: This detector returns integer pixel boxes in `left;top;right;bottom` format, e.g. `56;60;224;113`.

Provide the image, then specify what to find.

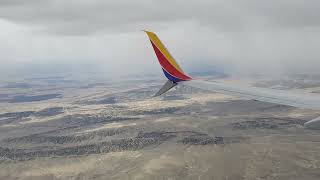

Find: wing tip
143;29;192;83
142;29;153;33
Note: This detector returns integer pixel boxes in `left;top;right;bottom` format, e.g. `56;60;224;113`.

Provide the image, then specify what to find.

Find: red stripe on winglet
150;41;191;80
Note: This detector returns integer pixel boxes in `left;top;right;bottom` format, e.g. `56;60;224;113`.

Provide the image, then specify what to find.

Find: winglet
154;80;177;97
144;30;192;83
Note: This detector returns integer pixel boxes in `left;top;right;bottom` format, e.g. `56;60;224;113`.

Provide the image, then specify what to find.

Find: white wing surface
182;80;320;129
182;80;320;110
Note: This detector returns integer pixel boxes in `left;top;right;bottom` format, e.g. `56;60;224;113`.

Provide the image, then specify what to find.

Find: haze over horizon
1;0;320;78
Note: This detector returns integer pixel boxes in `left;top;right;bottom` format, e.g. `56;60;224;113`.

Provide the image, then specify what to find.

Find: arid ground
0;75;319;180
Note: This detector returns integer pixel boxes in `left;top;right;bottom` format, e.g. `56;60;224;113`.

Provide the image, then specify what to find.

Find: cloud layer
0;0;320;78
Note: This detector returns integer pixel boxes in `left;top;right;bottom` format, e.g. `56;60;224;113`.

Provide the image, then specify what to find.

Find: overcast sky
0;0;320;78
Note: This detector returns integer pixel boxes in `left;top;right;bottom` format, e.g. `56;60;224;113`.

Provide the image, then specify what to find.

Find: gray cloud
0;0;320;77
1;0;320;34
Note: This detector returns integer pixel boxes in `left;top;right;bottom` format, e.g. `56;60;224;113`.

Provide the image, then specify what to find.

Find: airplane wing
143;30;320;129
181;80;320;110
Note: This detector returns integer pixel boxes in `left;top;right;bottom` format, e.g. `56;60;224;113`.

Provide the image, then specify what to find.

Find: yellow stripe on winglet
144;30;184;73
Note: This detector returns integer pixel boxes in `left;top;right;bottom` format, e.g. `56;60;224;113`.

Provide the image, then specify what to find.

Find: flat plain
0;74;319;180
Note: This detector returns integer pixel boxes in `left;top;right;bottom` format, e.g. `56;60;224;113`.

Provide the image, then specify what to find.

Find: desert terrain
0;74;319;180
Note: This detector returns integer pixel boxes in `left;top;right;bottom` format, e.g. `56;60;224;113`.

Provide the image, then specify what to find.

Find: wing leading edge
144;30;320;129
